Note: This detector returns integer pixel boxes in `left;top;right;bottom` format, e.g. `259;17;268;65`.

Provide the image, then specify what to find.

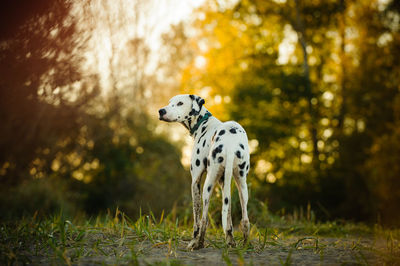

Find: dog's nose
159;108;166;117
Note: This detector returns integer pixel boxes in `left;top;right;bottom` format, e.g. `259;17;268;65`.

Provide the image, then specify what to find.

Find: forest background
1;0;400;228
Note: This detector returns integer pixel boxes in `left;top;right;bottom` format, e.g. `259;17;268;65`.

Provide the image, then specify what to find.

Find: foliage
179;0;400;225
1;0;400;236
0;211;399;265
0;0;96;186
0;106;189;219
0;0;189;221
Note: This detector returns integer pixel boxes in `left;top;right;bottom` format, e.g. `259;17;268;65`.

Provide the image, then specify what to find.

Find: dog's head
159;94;205;122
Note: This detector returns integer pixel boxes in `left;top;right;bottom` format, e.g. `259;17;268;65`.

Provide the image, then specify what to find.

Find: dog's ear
189;95;205;116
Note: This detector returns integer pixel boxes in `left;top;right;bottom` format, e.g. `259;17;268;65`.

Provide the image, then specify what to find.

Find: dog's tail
224;148;235;186
221;146;235;232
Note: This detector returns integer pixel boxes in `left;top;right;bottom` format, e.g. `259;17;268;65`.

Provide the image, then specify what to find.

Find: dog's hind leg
222;174;235;247
234;174;250;244
221;154;235;247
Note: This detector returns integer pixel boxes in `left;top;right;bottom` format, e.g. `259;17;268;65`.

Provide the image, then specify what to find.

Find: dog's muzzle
158;108;167;121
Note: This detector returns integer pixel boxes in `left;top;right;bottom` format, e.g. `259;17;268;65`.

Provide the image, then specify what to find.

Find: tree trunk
293;0;320;169
337;0;347;131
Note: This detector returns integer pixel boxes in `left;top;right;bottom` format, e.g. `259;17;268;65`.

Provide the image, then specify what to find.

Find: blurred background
0;0;399;227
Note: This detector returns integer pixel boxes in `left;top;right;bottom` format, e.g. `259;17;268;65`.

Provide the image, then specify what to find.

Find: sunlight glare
195;55;207;68
248;139;259;154
266;173;276;183
323;128;333;139
255;159;272;180
74;0;205;96
214;95;222;104
301;154;312;164
277;24;298;65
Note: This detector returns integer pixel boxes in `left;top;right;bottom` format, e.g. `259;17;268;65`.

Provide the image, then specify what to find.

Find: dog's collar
190;112;212;135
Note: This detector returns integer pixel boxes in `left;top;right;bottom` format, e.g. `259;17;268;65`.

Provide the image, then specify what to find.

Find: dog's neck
181;107;217;137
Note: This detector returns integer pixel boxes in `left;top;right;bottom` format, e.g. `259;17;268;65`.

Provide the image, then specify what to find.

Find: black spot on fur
239;143;245;149
197;183;200;190
203;139;206;147
197;98;205;107
224;197;229;205
185;116;188;119
246;164;249;170
216;137;220;142
194;228;199;238
218;130;225;136
198;130;207;143
203;157;208;168
235;150;241;159
239;162;246;169
201;126;206;133
212;144;223;159
229;128;236;134
207;185;211;192
190;165;193;171
240;170;244;177
197;148;200;154
212;150;217;159
218;156;224;163
189;94;195;100
196;159;200;166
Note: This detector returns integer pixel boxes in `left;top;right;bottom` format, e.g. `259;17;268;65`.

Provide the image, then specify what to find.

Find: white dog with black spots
159;94;250;250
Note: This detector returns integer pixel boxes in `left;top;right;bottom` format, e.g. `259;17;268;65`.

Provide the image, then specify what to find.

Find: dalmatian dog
158;94;250;250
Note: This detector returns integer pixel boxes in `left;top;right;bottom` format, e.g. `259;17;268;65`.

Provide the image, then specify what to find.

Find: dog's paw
239;219;250;243
227;238;236;248
225;233;236;248
187;238;204;251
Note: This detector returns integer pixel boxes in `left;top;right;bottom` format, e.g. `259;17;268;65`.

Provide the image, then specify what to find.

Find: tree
0;0;192;219
0;0;98;186
179;0;400;224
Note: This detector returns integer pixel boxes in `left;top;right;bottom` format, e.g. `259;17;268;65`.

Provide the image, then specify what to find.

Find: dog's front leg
190;172;202;243
191;179;201;238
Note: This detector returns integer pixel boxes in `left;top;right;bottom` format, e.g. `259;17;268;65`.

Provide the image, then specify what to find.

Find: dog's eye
177;102;183;106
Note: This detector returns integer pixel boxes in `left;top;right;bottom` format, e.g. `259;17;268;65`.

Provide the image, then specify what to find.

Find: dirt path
29;235;385;265
134;237;379;265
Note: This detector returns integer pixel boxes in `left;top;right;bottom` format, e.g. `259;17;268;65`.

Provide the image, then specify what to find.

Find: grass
1;208;399;265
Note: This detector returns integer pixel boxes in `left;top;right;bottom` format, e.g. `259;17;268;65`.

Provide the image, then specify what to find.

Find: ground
1;211;399;265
